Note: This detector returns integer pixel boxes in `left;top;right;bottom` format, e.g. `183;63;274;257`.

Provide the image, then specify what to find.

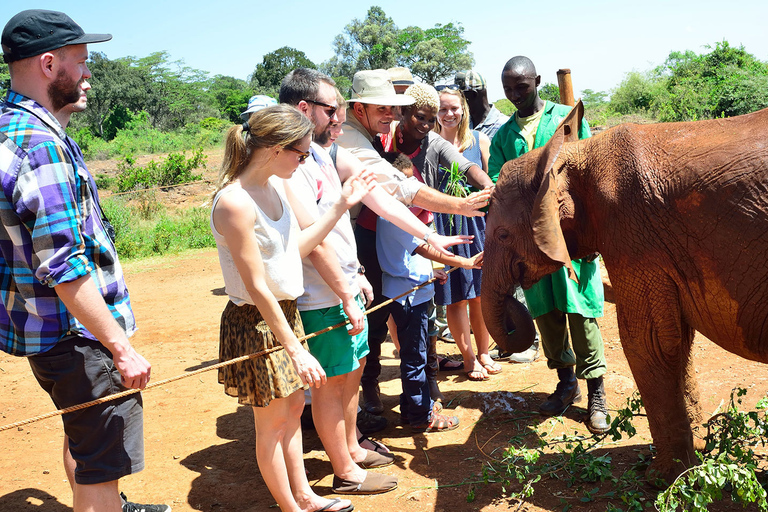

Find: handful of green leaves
439;161;470;233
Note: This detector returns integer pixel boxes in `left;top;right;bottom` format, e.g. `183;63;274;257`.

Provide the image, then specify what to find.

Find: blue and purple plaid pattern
0;91;136;356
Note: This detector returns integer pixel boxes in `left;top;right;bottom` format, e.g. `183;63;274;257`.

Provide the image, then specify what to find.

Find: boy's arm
413;244;483;270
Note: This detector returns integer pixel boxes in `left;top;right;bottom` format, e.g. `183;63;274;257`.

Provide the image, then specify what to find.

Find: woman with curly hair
375;83;498;383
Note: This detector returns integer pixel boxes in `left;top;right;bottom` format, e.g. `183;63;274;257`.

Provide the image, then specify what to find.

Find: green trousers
535;309;606;380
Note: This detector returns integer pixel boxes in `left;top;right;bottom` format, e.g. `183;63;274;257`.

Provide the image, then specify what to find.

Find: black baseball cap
2;9;111;63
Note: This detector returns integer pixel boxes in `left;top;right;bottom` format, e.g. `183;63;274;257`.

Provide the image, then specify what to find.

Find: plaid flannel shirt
0;91;136;356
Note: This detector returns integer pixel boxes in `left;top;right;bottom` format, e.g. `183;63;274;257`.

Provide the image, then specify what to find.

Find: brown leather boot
539;367;581;416
586;376;610;434
426;335;445;402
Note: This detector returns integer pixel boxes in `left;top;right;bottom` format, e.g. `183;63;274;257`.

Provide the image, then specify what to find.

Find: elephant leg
682;350;706;452
612;271;698;487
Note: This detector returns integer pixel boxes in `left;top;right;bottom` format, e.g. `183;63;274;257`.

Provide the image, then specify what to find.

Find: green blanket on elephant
489;101;604;319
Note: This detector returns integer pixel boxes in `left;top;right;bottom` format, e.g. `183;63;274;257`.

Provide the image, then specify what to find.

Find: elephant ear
560;100;584;143
530;128;579;283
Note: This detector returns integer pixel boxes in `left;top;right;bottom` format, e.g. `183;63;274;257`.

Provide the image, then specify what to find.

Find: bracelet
423;229;434;244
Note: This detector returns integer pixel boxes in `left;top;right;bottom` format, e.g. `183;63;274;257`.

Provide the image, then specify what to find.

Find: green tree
207;75;253;123
75;52;146;139
249;46;315;98
609;71;660;115
0;59;9;97
328;6;399;77
131;51;216;129
580;89;608;108
397;22;474;84
539;83;560;103
654;41;768;121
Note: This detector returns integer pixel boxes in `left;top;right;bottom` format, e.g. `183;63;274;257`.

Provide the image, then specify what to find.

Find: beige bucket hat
349;69;415;106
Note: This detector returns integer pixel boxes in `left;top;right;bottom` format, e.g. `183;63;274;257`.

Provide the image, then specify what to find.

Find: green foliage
397;22;474;84
102;197;214;259
610;71;662;115
494;99;515;116
609;41;768;122
71;110;226;160
207;75;253;123
470;389;768;511
115;147;206;193
580;89;609;108
539;83;561;104
656;388;768;511
249;46;315;99
0;59;10;97
327;6;399;77
324;6;473;85
438;161;468;234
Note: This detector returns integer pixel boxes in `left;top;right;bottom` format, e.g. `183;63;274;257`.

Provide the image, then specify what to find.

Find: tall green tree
328;6;399;77
249;47;315;98
131;51;215;129
78;52;146;139
397;22;474;84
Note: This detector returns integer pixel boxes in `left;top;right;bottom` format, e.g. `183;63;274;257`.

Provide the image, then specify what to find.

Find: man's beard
313;126;332;146
47;69;82;112
310;112;332;146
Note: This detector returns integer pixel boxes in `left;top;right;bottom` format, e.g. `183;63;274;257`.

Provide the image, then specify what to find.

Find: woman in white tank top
210;105;373;512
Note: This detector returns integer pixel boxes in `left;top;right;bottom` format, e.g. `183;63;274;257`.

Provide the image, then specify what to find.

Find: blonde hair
403;83;440;113
214;105;313;197
336;89;347;109
434;88;475;152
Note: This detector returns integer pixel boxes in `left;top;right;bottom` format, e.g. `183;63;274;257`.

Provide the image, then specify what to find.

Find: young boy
376;156;482;432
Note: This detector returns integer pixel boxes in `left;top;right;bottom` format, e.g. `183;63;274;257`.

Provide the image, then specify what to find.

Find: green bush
116;147;206;192
71;110;227;161
102;198;214;260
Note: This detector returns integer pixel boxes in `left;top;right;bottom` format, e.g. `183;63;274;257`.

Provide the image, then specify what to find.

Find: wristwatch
423;229;434;244
357;265;366;275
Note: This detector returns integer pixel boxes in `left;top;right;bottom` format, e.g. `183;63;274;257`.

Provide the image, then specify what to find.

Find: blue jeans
390;298;432;425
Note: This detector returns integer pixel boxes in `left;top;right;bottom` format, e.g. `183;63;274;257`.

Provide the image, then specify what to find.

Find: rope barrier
0;266;459;433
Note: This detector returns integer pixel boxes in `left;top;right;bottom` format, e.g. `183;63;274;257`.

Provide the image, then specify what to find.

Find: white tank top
211;178;304;304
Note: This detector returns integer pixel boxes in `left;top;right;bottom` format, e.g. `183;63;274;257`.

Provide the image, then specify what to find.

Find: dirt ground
1;153;766;512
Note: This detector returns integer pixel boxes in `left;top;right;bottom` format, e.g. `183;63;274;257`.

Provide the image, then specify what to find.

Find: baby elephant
482;101;768;485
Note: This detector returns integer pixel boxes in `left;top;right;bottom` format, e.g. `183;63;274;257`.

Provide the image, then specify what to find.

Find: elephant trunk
481;251;537;354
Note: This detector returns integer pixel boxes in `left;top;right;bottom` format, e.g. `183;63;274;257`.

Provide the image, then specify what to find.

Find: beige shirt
336;107;424;217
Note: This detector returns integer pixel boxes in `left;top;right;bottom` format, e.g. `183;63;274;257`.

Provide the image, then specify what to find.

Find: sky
4;1;768;103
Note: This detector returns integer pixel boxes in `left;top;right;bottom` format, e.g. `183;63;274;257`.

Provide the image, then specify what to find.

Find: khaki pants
535;309;606;380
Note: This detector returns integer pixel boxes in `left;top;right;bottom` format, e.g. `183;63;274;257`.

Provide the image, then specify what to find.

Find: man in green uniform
488;56;609;434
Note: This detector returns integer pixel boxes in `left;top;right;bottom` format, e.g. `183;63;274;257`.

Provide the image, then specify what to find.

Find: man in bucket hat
1;9;170;512
337;69;492;415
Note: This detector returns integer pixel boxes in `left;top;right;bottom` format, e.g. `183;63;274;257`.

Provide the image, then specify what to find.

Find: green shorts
300;294;369;378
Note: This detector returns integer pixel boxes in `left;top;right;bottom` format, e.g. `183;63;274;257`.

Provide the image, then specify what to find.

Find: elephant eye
496;228;510;241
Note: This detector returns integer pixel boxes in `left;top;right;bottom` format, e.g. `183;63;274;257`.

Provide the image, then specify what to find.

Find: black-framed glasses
435;84;460;91
304;99;338;119
285;146;310;163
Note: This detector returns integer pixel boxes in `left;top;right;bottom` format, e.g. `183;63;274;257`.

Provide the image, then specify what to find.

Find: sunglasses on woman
285;146;310;163
435;84;460;91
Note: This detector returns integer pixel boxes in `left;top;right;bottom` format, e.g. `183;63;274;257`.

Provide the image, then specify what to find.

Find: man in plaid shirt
1;10;169;512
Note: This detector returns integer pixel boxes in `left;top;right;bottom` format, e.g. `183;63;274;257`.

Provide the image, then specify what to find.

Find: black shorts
28;336;145;484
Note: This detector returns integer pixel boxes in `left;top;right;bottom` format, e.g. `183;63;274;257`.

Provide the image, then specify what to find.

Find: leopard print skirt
218;300;307;407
